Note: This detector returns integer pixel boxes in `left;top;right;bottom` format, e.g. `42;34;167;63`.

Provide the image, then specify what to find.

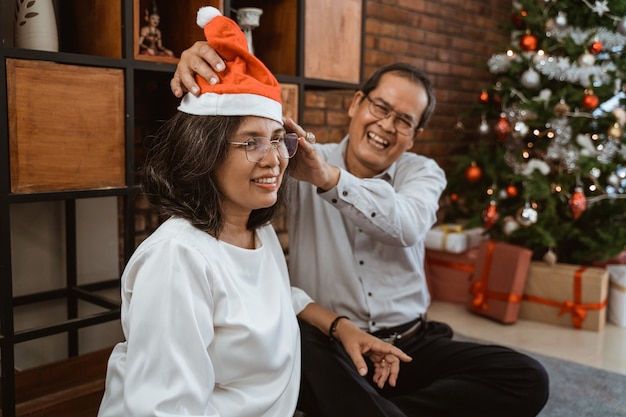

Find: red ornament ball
479;90;489;104
569;187;587;220
450;193;459;203
465;163;482;183
495;115;512;142
506;184;518;198
581;93;599;110
589;41;603;54
519;33;538;52
482;201;499;230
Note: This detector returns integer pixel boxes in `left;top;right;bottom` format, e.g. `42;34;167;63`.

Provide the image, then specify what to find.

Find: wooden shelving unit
0;1;364;415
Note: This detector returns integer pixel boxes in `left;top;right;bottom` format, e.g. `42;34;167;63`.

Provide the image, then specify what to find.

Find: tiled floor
428;300;626;376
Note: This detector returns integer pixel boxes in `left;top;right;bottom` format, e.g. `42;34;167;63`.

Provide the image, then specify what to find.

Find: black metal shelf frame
0;1;365;416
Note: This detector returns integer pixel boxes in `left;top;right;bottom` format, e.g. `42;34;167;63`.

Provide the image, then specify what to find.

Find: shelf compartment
58;0;123;58
133;0;223;64
231;0;298;77
7;59;125;193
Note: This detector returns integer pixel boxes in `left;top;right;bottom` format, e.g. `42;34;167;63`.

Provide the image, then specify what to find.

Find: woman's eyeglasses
229;132;299;163
365;95;418;136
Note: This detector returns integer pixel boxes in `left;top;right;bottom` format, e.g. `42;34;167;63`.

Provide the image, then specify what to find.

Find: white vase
14;0;59;52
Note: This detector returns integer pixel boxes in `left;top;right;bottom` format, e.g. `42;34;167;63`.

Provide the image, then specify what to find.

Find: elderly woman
98;8;410;417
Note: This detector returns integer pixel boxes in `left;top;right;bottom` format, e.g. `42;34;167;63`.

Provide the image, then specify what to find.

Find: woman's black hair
141;112;289;238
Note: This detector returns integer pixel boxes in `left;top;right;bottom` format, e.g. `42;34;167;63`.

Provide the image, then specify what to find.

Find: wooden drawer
7;59;125;193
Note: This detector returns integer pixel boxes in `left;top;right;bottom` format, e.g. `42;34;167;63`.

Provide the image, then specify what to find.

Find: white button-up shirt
288;137;446;332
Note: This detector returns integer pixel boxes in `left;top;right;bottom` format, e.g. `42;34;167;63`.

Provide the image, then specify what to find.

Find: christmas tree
443;0;626;265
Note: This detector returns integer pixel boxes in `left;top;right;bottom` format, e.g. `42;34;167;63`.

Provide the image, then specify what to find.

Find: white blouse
98;217;308;417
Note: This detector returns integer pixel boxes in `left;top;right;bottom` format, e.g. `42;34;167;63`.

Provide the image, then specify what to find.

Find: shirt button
368;292;372;297
342;191;348;196
332;198;338;203
371;212;376;217
359;260;364;265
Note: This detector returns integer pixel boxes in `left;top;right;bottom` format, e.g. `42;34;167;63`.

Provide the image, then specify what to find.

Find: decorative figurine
235;7;263;55
139;1;174;57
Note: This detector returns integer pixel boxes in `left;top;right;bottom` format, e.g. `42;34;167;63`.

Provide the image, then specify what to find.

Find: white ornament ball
543;249;557;266
521;69;541;89
502;216;520;236
555;11;568;27
478;119;490;135
578;52;596;67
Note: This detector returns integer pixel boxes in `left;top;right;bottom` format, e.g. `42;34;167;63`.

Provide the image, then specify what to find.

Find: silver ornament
555;11;568;28
578;52;596;67
521;69;541;89
543;249;557;266
516;203;538;226
502;216;520;236
512;121;529;139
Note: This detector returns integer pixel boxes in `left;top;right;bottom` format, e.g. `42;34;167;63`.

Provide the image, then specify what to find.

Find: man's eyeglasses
229;132;299;163
364;95;418;136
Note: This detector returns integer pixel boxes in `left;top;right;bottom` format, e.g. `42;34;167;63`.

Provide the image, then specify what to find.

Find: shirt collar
331;135;396;183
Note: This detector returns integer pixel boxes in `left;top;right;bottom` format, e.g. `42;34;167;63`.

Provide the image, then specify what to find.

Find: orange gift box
425;248;478;303
519;262;609;331
466;240;532;324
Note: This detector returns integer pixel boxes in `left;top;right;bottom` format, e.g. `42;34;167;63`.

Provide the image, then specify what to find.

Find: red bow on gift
557;300;588;328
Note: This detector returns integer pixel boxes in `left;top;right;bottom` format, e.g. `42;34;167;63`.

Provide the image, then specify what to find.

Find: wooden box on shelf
304;0;362;83
6;59;125;193
133;0;223;63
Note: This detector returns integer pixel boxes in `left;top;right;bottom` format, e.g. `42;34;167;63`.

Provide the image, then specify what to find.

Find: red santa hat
177;6;283;124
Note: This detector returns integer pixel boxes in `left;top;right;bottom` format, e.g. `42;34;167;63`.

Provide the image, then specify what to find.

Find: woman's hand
170;41;225;97
333;319;412;389
284;118;340;191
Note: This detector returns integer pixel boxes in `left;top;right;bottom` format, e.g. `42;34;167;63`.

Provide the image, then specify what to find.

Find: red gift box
466;240;532;324
425;248;478;303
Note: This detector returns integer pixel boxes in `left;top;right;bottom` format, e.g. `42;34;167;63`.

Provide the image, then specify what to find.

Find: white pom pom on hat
178;6;283;124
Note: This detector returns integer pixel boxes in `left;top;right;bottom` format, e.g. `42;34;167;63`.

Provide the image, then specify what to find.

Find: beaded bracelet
328;315;350;341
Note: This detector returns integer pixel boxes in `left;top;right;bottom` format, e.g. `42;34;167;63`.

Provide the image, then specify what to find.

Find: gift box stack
519;262;609;331
424;224;485;303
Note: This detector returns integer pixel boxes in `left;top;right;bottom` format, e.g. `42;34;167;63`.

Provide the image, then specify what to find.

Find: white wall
10;197;124;370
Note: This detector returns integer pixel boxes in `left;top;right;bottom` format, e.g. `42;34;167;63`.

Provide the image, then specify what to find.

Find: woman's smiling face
216;116;288;218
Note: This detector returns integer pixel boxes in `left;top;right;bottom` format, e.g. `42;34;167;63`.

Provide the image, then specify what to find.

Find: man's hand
170;41;225;97
284;118;340;191
333;319;412;389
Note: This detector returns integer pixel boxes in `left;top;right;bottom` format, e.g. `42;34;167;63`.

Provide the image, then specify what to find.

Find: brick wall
302;0;512;171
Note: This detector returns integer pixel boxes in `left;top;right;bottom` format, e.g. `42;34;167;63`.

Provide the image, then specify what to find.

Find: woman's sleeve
121;240;219;416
